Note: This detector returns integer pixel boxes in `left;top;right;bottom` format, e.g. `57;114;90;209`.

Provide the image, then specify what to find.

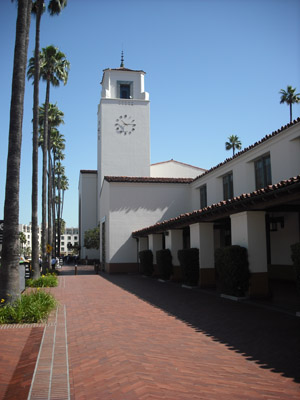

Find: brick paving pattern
0;265;299;399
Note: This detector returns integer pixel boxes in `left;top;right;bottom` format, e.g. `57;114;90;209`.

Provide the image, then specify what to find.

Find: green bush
178;248;199;286
139;250;154;276
26;272;58;288
215;245;250;297
291;242;300;295
156;249;173;280
0;290;57;324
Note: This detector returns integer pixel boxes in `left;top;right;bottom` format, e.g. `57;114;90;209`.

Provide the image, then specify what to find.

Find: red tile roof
80;170;97;174
104;176;193;184
193;117;300;181
132;175;300;237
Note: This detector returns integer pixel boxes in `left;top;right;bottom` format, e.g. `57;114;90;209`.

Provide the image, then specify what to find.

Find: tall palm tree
30;0;43;280
28;0;67;279
38;103;64;258
225;135;242;157
28;45;70;267
0;0;32;303
279;85;300;123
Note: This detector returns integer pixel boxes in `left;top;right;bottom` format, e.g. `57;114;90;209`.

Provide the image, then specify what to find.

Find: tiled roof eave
132;175;300;237
193;117;300;182
104;176;194;184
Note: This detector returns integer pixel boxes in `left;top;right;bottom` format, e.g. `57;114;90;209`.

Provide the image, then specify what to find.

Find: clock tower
97;57;150;191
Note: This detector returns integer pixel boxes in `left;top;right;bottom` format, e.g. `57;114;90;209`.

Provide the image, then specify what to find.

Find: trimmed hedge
178;248;199;286
139;250;154;276
291;242;300;295
156;249;173;280
215;245;250;297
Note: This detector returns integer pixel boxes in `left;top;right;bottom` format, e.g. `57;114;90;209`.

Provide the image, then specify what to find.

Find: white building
79;59;300;297
18;224;79;256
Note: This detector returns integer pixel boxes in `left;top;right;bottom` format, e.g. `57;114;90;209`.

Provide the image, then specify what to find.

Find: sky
0;0;300;228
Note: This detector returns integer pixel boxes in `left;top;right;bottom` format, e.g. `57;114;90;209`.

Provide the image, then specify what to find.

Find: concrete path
0;265;300;399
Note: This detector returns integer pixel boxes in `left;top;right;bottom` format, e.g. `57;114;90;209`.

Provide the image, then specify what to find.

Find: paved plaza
0;265;299;399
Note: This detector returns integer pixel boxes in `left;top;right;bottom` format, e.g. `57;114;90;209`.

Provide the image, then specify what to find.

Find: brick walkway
0;266;300;399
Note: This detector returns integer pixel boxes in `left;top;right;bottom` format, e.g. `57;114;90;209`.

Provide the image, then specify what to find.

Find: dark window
255;154;271;189
200;185;207;208
223;172;233;200
120;84;130;99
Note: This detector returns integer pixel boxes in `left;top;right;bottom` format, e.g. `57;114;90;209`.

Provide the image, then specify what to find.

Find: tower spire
120;50;124;68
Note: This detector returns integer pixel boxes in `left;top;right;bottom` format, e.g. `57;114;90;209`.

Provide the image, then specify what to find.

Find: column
230;211;268;297
148;234;163;264
190;222;215;287
165;230;183;281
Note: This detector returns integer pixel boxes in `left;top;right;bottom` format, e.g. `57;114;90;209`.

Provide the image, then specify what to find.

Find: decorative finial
120;50;124;68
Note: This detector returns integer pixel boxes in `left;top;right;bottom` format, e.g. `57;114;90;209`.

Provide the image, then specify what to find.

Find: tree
38;103;65;257
19;232;27;254
279;85;300;123
28;45;70;267
225;135;242;157
0;0;32;303
28;0;68;279
84;226;100;250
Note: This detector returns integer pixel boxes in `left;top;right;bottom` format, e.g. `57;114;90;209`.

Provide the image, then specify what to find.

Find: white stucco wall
101;69;149;100
270;212;300;265
100;181;191;263
78;172;99;259
151;160;205;178
190;122;300;211
98;99;150;187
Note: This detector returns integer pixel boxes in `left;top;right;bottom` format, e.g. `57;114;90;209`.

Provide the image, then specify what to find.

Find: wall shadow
4;326;44;399
100;272;300;383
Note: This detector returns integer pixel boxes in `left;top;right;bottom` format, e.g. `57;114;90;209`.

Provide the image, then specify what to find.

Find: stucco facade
79;60;300;297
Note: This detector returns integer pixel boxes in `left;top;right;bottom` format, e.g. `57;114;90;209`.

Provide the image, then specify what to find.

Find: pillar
165;230;183;281
190;222;215;287
230;211;269;297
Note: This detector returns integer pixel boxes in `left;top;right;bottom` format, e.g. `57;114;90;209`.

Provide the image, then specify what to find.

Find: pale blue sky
0;0;300;227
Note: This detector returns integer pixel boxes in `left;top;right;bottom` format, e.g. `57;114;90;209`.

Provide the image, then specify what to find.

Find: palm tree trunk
52;153;57;258
42;80;50;269
47;134;52;264
31;0;43;279
0;0;31;303
290;103;292;123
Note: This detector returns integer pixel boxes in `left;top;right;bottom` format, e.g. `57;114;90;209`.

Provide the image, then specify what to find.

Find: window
223;172;233;200
61;241;64;246
117;81;133;99
68;236;71;240
255;154;271;189
74;236;78;240
200;185;207;208
61;247;64;251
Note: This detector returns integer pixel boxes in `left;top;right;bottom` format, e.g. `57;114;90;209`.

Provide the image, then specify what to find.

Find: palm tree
28;0;67;279
28;45;70;267
38;103;64;258
0;0;32;303
279;85;300;123
225;135;242;157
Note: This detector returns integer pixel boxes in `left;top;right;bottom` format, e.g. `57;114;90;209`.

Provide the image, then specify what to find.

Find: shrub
26;272;58;288
178;248;199;286
215;245;250;297
0;290;57;324
156;249;173;280
291;242;300;295
139;250;154;276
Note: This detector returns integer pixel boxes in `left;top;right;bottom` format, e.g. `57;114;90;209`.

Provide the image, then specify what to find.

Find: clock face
115;115;136;135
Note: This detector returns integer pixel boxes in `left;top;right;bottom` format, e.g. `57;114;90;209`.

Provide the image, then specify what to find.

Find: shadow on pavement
58;264;97;276
100;272;300;383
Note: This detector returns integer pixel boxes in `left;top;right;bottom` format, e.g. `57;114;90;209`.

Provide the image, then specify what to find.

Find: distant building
18;224;79;256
